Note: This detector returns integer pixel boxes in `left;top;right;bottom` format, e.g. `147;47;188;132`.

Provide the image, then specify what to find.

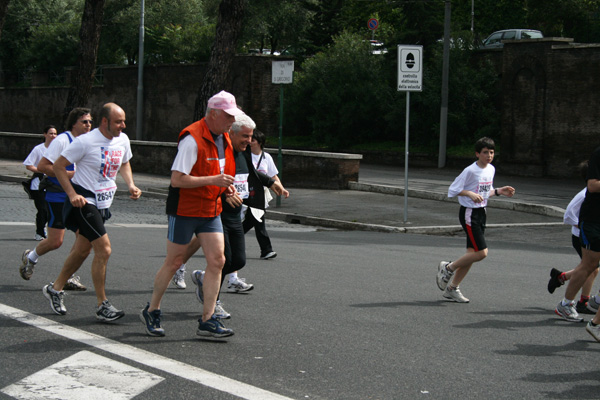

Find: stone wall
0;132;361;189
0;55;287;142
495;38;600;177
5;42;600;178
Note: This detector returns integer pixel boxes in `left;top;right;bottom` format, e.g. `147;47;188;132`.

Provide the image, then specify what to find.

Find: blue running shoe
191;270;205;304
196;316;234;338
140;303;165;337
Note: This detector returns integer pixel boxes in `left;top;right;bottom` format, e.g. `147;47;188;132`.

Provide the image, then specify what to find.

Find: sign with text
272;60;294;84
397;45;423;92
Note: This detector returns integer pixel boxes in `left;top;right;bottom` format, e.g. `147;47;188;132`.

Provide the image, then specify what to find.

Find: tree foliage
285;32;394;148
64;0;105;124
0;0;10;42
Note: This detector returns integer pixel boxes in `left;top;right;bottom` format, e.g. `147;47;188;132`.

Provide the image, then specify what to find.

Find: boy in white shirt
436;137;515;302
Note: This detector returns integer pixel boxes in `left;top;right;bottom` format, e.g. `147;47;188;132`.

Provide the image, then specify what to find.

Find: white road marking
2;350;164;399
0;303;295;400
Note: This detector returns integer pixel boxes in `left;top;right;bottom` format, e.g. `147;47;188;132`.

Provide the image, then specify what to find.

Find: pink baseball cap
207;90;244;116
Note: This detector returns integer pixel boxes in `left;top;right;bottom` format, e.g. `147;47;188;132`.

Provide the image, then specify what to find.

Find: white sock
228;272;238;283
29;249;39;263
178;263;186;273
562;298;574;306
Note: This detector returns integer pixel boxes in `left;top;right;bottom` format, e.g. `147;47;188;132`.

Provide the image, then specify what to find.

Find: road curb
349;182;565;218
1;174;564;235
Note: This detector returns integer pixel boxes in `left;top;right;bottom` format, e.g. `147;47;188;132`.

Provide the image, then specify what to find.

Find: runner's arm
119;161;142;200
53;156;86;207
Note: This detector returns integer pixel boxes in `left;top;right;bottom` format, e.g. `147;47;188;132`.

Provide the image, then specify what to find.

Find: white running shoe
443;286;470;303
191;270;204;303
555;300;584;322
436;261;453;291
227;277;254;293
260;251;277;260
214;300;231;319
586;321;600;342
20;249;36;280
43;284;66;315
171;269;186;289
64;275;87;291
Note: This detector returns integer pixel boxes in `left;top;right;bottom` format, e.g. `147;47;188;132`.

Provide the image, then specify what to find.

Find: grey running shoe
64;275;87;291
226;277;254;293
34;233;45;241
587;296;600;313
20;249;36;280
96;300;125;322
443;286;470;303
140;303;165;337
577;300;595;315
196;316;234;338
43;284;66;315
214;300;231;319
555;300;584;322
436;261;454;291
260;251;277;260
171;269;186;289
191;270;205;304
586;321;600;342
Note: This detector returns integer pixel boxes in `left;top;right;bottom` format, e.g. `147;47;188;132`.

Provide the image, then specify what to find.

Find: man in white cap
140;90;242;338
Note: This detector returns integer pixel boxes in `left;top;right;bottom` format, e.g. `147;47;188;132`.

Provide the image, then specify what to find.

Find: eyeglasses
81;120;93;125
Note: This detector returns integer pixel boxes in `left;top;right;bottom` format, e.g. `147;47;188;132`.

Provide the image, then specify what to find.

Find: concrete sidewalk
0;158;578;233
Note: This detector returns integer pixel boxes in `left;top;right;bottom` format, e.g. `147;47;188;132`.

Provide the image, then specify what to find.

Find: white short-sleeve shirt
61;128;133;208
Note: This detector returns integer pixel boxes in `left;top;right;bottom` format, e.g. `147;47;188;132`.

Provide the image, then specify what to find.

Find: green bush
284;30;501;154
285;31;394;148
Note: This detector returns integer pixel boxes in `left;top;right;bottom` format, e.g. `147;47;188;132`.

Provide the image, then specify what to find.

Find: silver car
481;29;543;48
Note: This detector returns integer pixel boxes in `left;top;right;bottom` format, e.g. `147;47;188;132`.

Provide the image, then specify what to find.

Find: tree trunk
193;0;246;121
0;0;10;42
63;0;106;128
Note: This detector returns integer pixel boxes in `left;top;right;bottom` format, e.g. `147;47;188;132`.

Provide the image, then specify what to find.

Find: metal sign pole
397;45;423;223
404;91;410;223
277;85;283;208
271;60;294;208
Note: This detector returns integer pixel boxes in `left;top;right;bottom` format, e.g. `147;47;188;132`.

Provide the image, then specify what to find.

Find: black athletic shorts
459;206;487;252
65;203;108;241
47;201;66;230
580;221;600;253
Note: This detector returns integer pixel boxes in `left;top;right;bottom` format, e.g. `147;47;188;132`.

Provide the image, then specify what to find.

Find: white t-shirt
171;134;226;175
251;151;278;178
61;128;133;209
23;143;47;190
44;131;75;164
564;188;586;237
448;161;495;208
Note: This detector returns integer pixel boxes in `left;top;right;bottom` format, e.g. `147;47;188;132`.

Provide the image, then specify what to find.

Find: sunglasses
81;120;93;125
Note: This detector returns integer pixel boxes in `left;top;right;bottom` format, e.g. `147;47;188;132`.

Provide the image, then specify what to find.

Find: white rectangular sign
397;45;423;92
272;60;294;84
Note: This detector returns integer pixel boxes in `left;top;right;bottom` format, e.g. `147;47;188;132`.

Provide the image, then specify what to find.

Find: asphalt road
1;181;598;400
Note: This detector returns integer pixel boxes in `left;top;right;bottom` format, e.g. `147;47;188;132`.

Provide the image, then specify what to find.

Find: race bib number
478;180;492;198
94;181;117;209
234;173;250;199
